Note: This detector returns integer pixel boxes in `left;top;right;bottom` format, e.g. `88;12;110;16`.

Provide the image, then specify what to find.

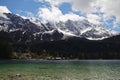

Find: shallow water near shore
0;60;120;80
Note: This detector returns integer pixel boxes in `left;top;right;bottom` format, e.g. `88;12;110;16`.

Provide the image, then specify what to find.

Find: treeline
29;38;120;59
12;37;120;59
0;31;120;59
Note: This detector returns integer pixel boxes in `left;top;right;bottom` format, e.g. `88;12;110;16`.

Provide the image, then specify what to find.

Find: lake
0;60;120;80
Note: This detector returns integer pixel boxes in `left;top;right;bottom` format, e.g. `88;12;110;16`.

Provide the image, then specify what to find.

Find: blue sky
0;0;40;15
0;0;120;32
0;0;74;16
59;2;72;14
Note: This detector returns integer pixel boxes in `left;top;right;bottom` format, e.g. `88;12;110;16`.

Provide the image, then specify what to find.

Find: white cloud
96;0;120;23
36;0;120;29
59;13;85;22
87;14;101;24
70;0;95;13
38;5;85;22
36;0;96;13
38;6;63;22
0;6;11;13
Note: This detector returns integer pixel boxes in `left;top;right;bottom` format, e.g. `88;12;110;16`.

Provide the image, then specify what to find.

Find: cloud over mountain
36;0;95;12
38;5;85;22
35;0;120;31
96;0;120;23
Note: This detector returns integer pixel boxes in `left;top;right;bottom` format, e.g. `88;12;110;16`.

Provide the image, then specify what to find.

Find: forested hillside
0;31;120;59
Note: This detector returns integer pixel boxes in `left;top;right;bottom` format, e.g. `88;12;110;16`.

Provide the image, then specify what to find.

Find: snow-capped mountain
0;12;118;41
0;13;64;41
56;20;118;40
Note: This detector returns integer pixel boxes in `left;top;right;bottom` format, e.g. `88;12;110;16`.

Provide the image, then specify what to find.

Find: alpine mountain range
1;12;120;59
0;12;119;42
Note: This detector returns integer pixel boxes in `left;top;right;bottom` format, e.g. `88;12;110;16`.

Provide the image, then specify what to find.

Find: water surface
0;60;120;80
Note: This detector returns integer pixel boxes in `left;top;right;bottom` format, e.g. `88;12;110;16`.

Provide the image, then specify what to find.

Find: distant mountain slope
56;20;118;40
0;13;64;41
0;12;119;41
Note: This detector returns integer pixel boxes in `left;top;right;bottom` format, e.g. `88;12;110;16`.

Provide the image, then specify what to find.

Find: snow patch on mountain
57;29;77;39
0;6;11;14
55;19;118;40
0;12;119;41
0;13;9;19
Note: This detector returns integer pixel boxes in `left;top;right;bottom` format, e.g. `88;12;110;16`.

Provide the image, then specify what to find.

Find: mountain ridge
0;12;119;41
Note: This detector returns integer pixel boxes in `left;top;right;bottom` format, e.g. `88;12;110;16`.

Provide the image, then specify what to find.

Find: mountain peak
0;6;11;14
0;13;119;41
55;20;118;40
